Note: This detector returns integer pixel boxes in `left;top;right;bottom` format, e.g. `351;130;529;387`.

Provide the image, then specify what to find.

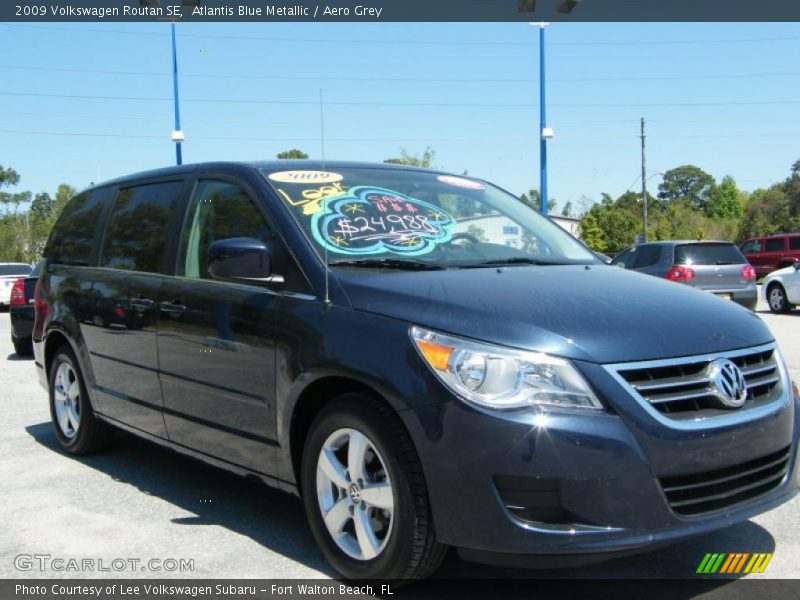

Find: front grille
659;446;791;516
612;345;784;421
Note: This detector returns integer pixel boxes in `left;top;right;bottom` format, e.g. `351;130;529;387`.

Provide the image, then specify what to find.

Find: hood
336;265;773;363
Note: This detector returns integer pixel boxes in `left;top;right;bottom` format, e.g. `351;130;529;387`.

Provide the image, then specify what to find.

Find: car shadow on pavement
25;421;776;590
6;352;34;361
24;421;336;577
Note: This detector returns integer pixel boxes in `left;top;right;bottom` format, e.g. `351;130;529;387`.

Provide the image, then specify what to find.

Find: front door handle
159;300;186;316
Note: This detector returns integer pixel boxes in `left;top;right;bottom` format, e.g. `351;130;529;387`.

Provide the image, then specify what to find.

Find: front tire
48;347;113;454
301;393;447;581
767;283;791;314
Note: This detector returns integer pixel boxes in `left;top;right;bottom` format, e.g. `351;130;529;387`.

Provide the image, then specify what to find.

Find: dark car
9;260;43;356
739;233;800;278
611;240;757;310
34;162;799;580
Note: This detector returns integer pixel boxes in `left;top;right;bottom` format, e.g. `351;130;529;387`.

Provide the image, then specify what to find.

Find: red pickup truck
739;233;800;277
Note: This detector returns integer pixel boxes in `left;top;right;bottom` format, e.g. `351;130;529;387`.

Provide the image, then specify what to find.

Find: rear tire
48;347;113;454
301;393;447;581
12;335;33;357
767;283;791;314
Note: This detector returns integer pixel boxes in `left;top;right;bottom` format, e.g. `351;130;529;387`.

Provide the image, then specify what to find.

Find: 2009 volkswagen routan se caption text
33;161;799;580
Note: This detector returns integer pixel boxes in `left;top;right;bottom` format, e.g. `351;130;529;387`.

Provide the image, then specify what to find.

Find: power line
1;129;798;141
2;23;799;47
1;90;799;108
2;63;800;83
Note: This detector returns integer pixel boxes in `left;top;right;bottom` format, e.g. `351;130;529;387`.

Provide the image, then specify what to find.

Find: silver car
611;241;758;310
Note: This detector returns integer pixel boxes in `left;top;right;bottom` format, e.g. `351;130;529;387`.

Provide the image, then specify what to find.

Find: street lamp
532;22;553;216
170;21;183;166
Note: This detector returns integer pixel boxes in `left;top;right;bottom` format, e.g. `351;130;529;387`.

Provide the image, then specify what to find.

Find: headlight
410;325;603;412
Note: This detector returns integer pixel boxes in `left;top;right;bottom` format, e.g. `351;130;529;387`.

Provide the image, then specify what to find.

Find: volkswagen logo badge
708;358;748;408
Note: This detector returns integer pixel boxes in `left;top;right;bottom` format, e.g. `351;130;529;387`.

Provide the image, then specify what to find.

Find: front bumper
402;361;799;563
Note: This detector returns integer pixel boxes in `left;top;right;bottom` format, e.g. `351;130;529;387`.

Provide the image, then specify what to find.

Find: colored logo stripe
697;553;773;574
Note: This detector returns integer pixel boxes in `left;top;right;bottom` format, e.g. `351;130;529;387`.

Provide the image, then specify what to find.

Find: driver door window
179;180;271;280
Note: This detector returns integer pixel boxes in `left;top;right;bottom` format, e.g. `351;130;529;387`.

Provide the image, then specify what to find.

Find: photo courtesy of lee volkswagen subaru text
33;162;800;580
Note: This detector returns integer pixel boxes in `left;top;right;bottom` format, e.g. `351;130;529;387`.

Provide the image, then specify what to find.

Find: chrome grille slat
608;344;785;422
633;376;710;392
744;374;780;388
648;389;715;405
741;364;776;377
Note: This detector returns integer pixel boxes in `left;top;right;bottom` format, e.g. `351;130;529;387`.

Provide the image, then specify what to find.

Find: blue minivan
34;162;799;580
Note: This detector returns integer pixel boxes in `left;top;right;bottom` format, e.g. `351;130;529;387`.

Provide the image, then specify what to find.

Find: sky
1;21;799;213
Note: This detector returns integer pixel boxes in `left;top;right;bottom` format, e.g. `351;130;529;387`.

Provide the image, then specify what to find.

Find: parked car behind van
611;240;757;310
763;262;800;313
9;260;42;355
739;233;800;278
34;162;799;580
0;262;32;309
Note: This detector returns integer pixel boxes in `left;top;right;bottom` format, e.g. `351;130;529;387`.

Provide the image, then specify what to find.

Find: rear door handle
159;300;186;316
130;298;154;311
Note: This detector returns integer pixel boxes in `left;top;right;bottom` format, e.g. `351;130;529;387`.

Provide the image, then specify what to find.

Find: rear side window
739;240;761;254
101;181;183;273
765;238;786;252
674;243;746;265
45;188;112;266
790;238;800;251
631;245;662;268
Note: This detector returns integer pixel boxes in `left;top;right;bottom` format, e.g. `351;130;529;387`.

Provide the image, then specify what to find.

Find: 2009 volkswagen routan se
34;162;799;580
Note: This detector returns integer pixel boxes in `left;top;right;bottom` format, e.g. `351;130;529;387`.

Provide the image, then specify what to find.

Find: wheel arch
43;327;100;409
286;374;408;496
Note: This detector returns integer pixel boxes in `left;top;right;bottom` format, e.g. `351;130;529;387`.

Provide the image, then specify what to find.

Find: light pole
536;22;554;216
170;22;184;166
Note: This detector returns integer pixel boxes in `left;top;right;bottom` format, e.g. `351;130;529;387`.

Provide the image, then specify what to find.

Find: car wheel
49;347;113;454
301;393;447;581
12;335;33;357
767;283;791;314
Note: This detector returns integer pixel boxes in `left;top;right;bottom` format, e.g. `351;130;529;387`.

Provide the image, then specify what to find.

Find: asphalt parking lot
1;290;799;582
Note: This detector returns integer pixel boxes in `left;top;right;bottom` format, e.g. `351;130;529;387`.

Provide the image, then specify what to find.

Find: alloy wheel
315;428;394;561
769;287;785;312
53;362;81;439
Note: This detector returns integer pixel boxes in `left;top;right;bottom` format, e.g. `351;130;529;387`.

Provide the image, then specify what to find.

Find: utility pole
641;117;647;243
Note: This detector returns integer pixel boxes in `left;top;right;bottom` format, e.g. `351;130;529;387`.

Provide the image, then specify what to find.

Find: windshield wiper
457;257;564;268
329;258;445;271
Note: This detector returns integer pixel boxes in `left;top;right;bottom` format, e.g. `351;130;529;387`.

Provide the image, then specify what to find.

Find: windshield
0;264;32;277
261;167;596;268
674;243;747;266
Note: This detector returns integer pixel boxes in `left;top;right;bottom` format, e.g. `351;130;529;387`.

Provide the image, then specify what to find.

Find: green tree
657;165;715;212
384;147;436;168
465;225;488;243
519;188;556;213
579;212;606;251
706;175;743;218
560;200;574;217
276;149;309;159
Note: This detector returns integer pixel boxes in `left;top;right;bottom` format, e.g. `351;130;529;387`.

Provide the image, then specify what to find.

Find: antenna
319;88;331;308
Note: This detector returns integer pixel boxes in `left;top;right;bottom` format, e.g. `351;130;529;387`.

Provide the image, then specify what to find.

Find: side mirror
208;237;283;285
